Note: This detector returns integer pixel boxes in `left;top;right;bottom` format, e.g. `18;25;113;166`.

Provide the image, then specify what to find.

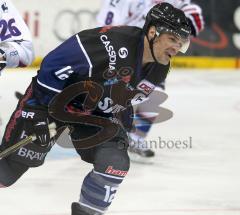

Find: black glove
22;106;56;147
0;49;7;75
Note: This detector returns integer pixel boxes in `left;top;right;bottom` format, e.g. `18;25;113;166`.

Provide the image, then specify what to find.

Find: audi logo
53;9;98;41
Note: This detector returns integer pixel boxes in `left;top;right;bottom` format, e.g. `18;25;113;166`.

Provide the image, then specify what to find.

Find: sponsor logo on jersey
105;166;128;177
103;75;131;86
100;35;117;72
137;79;155;95
103;67;133;85
98;97;125;113
104;78;119;86
118;47;128;59
109;117;121;125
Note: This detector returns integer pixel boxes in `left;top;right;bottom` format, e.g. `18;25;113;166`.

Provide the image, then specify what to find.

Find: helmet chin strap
147;34;159;64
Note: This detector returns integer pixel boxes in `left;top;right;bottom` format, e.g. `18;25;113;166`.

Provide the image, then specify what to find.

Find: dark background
187;0;240;57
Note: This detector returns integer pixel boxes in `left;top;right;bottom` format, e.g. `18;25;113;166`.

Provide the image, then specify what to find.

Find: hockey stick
0;125;70;160
0;135;36;160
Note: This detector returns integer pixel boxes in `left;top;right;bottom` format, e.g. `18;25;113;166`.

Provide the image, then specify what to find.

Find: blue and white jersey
36;26;146;105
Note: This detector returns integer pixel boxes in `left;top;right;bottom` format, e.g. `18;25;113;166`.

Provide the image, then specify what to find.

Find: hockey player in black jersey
0;3;191;215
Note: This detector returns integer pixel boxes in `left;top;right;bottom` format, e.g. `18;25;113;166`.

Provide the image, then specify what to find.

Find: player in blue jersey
0;3;191;214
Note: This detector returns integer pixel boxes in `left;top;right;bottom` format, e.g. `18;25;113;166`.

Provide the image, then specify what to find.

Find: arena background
11;0;240;68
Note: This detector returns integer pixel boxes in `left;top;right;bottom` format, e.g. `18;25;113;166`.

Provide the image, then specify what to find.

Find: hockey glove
22;106;57;147
181;3;204;36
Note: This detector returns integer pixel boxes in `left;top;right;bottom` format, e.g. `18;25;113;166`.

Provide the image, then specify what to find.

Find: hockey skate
128;134;155;164
72;202;102;215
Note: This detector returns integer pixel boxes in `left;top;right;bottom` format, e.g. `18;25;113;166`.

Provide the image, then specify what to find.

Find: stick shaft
0;136;35;159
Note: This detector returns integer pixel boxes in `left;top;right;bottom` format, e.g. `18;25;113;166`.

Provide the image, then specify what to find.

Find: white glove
181;3;204;36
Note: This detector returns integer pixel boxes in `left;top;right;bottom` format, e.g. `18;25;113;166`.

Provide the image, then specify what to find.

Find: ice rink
0;69;240;215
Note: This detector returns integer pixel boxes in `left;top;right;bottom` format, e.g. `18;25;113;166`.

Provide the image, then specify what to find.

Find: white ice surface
0;69;240;215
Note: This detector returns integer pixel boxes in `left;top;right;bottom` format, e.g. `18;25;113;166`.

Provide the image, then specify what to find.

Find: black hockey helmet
143;2;192;53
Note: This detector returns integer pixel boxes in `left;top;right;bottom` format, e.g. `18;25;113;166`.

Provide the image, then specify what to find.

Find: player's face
153;33;188;65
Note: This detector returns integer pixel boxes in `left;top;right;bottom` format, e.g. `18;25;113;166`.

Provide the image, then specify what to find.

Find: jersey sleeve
0;0;34;67
35;34;93;105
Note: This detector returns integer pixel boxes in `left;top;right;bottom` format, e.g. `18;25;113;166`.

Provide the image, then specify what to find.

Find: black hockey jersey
33;26;169;129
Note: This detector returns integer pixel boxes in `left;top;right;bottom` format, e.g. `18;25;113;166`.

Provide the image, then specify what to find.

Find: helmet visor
156;26;191;53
